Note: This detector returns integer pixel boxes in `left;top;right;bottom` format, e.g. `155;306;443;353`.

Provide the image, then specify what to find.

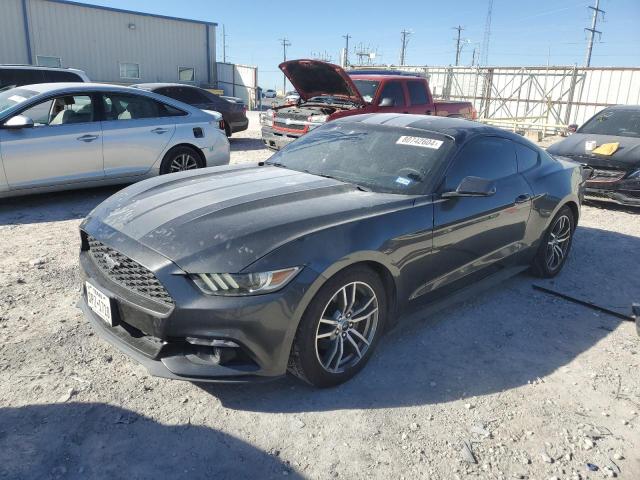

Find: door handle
77;134;99;142
151;127;169;134
515;194;531;204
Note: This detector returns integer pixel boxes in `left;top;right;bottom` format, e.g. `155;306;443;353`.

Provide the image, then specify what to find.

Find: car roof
132;83;202;90
336;113;536;145
349;74;423;81
16;82;140;93
0;64;86;73
602;104;640;111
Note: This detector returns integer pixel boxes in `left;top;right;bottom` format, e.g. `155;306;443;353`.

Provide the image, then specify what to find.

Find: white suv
0;65;90;91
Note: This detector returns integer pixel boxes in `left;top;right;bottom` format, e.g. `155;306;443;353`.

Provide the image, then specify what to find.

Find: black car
133;83;248;137
79;115;588;387
547;105;640;206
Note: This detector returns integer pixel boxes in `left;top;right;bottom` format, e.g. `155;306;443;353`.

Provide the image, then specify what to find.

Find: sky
80;0;639;90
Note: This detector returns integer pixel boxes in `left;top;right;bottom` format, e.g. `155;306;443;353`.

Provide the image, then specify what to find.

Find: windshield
352;80;380;103
266;122;453;194
0;88;39;115
579;108;640;138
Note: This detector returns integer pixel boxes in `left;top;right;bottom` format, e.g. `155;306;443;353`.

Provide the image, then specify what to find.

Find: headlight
628;169;640;179
190;267;301;296
307;114;328;124
260;109;275;127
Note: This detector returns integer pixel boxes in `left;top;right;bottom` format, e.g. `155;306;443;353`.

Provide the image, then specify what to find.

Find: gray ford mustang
79;114;588;387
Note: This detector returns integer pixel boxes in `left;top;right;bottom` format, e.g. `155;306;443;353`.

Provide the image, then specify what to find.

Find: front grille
277;111;311;122
87;237;174;306
273;120;306;131
588;169;626;182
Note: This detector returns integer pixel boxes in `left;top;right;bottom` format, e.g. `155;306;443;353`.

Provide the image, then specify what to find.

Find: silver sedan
0;83;230;198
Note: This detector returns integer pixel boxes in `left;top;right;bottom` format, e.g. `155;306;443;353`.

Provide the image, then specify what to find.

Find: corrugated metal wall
216;62;258;107
2;0;216;86
352;65;640;132
0;0;30;64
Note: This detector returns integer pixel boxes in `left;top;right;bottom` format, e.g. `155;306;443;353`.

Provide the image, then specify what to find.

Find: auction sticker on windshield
396;136;443;149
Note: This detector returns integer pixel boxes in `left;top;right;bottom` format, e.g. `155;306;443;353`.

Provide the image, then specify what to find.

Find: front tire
159;146;203;175
530;205;575;278
288;266;387;388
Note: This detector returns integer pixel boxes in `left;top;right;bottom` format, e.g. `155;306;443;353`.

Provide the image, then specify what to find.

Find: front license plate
86;282;113;326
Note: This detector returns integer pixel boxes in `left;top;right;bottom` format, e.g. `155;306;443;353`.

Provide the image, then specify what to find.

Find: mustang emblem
103;253;120;270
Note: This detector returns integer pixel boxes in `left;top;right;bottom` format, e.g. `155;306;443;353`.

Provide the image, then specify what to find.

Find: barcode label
396;136;444;149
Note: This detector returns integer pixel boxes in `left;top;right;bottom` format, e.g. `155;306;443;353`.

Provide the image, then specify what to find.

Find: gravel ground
1;114;639;480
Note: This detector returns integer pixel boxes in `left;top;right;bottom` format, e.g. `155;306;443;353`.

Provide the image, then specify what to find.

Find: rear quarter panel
521;155;583;250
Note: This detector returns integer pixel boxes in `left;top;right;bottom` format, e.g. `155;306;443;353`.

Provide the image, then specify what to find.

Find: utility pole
453;25;464;66
480;0;493;66
399;29;412;66
343;34;351;67
278;37;291;94
222;24;229;63
584;0;605;67
471;47;477;66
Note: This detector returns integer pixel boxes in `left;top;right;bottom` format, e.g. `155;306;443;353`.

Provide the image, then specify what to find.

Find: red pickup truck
261;59;476;150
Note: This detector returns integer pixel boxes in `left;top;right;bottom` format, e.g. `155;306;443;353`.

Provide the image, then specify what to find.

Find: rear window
578;108;640;138
267;122;453;194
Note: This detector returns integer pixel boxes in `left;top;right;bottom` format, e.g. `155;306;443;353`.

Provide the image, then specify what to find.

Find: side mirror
567;124;578;134
2;115;35;129
378;97;394;107
442;176;496;198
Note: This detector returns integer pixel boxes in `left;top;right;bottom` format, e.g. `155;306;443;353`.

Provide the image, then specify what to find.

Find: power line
453;25;464;66
278;37;291;94
399;29;412;66
584;0;605;67
480;0;493;66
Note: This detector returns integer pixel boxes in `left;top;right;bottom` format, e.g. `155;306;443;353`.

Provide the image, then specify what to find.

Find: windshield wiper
304;170;372;192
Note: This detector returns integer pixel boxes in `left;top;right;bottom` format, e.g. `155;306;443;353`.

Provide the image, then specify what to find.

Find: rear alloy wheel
159;146;202;175
288;266;386;387
530;206;575;277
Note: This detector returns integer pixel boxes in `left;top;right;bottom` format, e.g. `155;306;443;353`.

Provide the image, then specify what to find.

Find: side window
445;137;517;189
1;69;44;89
44;71;83;83
378;81;405;107
514;143;539;172
407;81;428;105
21;94;94;126
102;93;185;121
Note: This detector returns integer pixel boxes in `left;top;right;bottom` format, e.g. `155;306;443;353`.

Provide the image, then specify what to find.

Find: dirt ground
1;114;639;480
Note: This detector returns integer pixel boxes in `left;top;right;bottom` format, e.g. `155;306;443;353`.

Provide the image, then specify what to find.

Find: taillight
219;120;225;130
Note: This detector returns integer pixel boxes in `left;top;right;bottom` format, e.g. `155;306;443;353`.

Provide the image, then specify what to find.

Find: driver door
417;136;533;297
0;93;103;190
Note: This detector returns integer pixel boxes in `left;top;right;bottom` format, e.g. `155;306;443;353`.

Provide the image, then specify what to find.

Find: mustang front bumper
78;230;319;382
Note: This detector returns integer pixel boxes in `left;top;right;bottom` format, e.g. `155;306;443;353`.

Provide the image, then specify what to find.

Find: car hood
84;165;414;273
279;59;366;105
547;133;640;170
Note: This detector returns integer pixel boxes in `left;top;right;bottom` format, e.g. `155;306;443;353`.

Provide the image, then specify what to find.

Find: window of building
178;67;196;83
36;56;62;68
119;62;140;80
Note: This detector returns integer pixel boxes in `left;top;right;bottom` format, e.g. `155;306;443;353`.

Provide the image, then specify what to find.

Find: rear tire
159;146;203;175
530;205;575;278
224;123;232;137
288;266;387;388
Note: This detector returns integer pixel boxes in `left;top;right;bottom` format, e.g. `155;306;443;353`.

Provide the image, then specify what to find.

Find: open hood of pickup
279;59;366;105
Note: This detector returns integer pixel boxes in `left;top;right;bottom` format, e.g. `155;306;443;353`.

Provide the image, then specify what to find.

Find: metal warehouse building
1;0;218;86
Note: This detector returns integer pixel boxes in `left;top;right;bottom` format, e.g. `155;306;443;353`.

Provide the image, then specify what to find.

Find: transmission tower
311;51;333;62
342;34;352;67
584;0;605;67
480;0;493;66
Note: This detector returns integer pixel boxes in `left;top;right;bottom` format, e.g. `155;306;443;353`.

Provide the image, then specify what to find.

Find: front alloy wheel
315;281;379;373
288;266;387;387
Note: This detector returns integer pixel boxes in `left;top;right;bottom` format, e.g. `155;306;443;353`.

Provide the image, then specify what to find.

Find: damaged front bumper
583;170;640;207
261;126;303;150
